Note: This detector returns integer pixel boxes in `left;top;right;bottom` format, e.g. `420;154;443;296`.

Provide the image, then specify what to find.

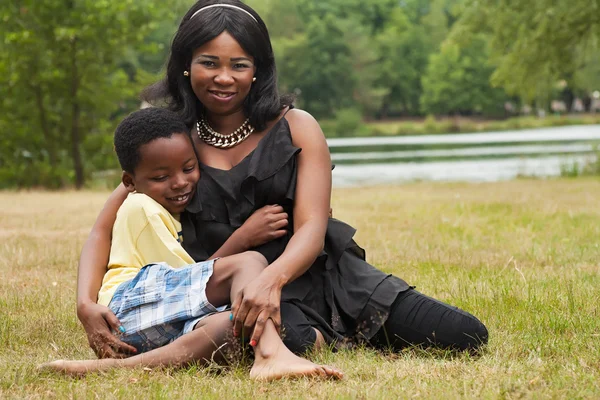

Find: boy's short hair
114;107;190;173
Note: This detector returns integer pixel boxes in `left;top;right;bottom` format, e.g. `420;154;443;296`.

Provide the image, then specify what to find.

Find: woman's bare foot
38;359;115;377
250;341;343;381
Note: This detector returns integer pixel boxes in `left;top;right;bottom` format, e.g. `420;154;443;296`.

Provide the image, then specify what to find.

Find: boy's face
122;133;199;214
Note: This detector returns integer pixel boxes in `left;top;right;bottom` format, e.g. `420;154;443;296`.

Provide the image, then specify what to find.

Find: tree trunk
33;86;58;169
69;38;84;189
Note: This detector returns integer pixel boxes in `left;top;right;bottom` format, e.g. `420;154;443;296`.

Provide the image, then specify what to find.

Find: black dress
181;116;410;349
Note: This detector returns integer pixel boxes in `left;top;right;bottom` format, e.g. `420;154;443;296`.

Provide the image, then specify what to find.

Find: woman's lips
208;90;236;102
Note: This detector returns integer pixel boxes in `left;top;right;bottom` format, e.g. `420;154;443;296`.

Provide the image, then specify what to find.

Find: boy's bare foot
249;343;343;381
37;359;114;377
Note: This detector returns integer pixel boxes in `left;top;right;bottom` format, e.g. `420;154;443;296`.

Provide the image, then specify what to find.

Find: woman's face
190;31;256;117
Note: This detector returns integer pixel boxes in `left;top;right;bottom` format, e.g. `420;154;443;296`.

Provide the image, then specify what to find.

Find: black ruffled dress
181;117;410;346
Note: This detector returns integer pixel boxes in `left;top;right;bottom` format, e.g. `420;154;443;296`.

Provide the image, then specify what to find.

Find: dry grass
1;179;599;399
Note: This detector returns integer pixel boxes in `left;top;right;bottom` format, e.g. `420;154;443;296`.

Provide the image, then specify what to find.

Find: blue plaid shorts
108;260;226;353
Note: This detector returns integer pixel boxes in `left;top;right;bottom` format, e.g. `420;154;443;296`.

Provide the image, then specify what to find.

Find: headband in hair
190;4;258;23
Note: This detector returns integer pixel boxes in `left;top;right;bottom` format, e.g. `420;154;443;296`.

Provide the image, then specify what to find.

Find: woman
78;0;488;361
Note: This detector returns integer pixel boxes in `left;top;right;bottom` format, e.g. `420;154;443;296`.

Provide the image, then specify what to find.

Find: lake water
328;125;600;187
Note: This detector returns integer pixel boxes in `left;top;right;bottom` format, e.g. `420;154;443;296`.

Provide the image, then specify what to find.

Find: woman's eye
201;61;216;67
233;63;250;69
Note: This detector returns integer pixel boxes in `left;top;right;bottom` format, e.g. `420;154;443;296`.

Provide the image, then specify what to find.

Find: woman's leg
206;252;340;380
370;289;488;352
280;302;325;354
249;318;339;381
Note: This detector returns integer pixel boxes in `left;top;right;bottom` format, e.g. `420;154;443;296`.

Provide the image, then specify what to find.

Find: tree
454;0;600;102
0;1;185;188
275;14;356;118
375;0;462;117
420;35;507;116
376;8;428;116
272;0;399;118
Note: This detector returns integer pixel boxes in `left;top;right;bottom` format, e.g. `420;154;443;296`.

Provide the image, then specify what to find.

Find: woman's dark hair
142;0;293;131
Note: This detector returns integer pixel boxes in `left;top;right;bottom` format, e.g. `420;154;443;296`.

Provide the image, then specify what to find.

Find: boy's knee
240;251;268;268
196;311;231;327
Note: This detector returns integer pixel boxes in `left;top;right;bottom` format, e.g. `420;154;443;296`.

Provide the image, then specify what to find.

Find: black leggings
280;289;488;354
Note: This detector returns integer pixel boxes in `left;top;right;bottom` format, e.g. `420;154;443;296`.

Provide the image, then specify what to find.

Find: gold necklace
196;118;255;148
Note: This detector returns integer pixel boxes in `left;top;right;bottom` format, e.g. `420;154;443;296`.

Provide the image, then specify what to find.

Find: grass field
1;179;599;399
320;113;600;138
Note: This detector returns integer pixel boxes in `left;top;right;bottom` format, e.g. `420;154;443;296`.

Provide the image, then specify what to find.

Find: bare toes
322;365;343;379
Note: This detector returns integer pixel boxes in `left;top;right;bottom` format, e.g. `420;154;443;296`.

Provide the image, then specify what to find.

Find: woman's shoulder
282;108;325;146
284;107;316;124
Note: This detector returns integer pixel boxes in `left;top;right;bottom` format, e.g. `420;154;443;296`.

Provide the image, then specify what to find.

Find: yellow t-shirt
97;193;195;306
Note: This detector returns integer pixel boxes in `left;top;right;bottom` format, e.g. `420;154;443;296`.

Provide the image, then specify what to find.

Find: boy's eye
184;165;196;173
151;176;168;182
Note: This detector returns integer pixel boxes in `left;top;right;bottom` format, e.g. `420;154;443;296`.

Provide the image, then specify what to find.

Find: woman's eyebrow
197;54;219;60
230;57;252;62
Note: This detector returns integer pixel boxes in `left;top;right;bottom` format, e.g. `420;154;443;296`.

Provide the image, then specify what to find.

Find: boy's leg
41;252;343;380
39;312;234;375
203;251;268;308
40;313;343;380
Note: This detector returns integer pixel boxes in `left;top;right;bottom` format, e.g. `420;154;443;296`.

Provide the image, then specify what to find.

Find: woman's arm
76;184;137;358
232;109;332;344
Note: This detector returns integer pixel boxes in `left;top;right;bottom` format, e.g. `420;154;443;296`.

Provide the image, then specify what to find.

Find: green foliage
276;14;356;119
2;0;599;188
454;0;600;102
376;7;427;116
0;0;186;188
560;149;600;178
420;35;507;116
357;113;600;137
332;108;364;137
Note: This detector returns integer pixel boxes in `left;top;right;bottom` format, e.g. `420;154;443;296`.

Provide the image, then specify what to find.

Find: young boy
40;108;342;381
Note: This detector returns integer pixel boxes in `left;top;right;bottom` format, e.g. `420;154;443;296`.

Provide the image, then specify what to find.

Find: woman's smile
208;90;237;102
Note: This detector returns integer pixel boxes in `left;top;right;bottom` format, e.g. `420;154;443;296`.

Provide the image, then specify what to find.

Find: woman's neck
205;109;247;135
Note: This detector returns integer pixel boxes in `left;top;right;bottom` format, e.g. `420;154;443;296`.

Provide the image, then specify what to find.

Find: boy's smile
123;133;200;214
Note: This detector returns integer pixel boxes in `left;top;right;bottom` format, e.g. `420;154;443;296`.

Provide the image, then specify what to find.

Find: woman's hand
231;269;283;346
235;205;288;249
77;302;137;359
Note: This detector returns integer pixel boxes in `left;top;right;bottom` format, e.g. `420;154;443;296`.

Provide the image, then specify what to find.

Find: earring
183;71;189;77
252;77;257;82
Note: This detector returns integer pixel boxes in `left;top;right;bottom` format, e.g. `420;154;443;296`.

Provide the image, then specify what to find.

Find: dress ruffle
181;115;410;346
186;118;301;229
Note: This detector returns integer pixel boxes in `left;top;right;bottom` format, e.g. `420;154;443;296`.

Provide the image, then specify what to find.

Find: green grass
2;179;600;398
321;113;600;137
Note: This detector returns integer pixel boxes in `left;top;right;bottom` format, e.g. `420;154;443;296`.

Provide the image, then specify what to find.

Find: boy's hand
236;205;288;249
77;302;137;358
